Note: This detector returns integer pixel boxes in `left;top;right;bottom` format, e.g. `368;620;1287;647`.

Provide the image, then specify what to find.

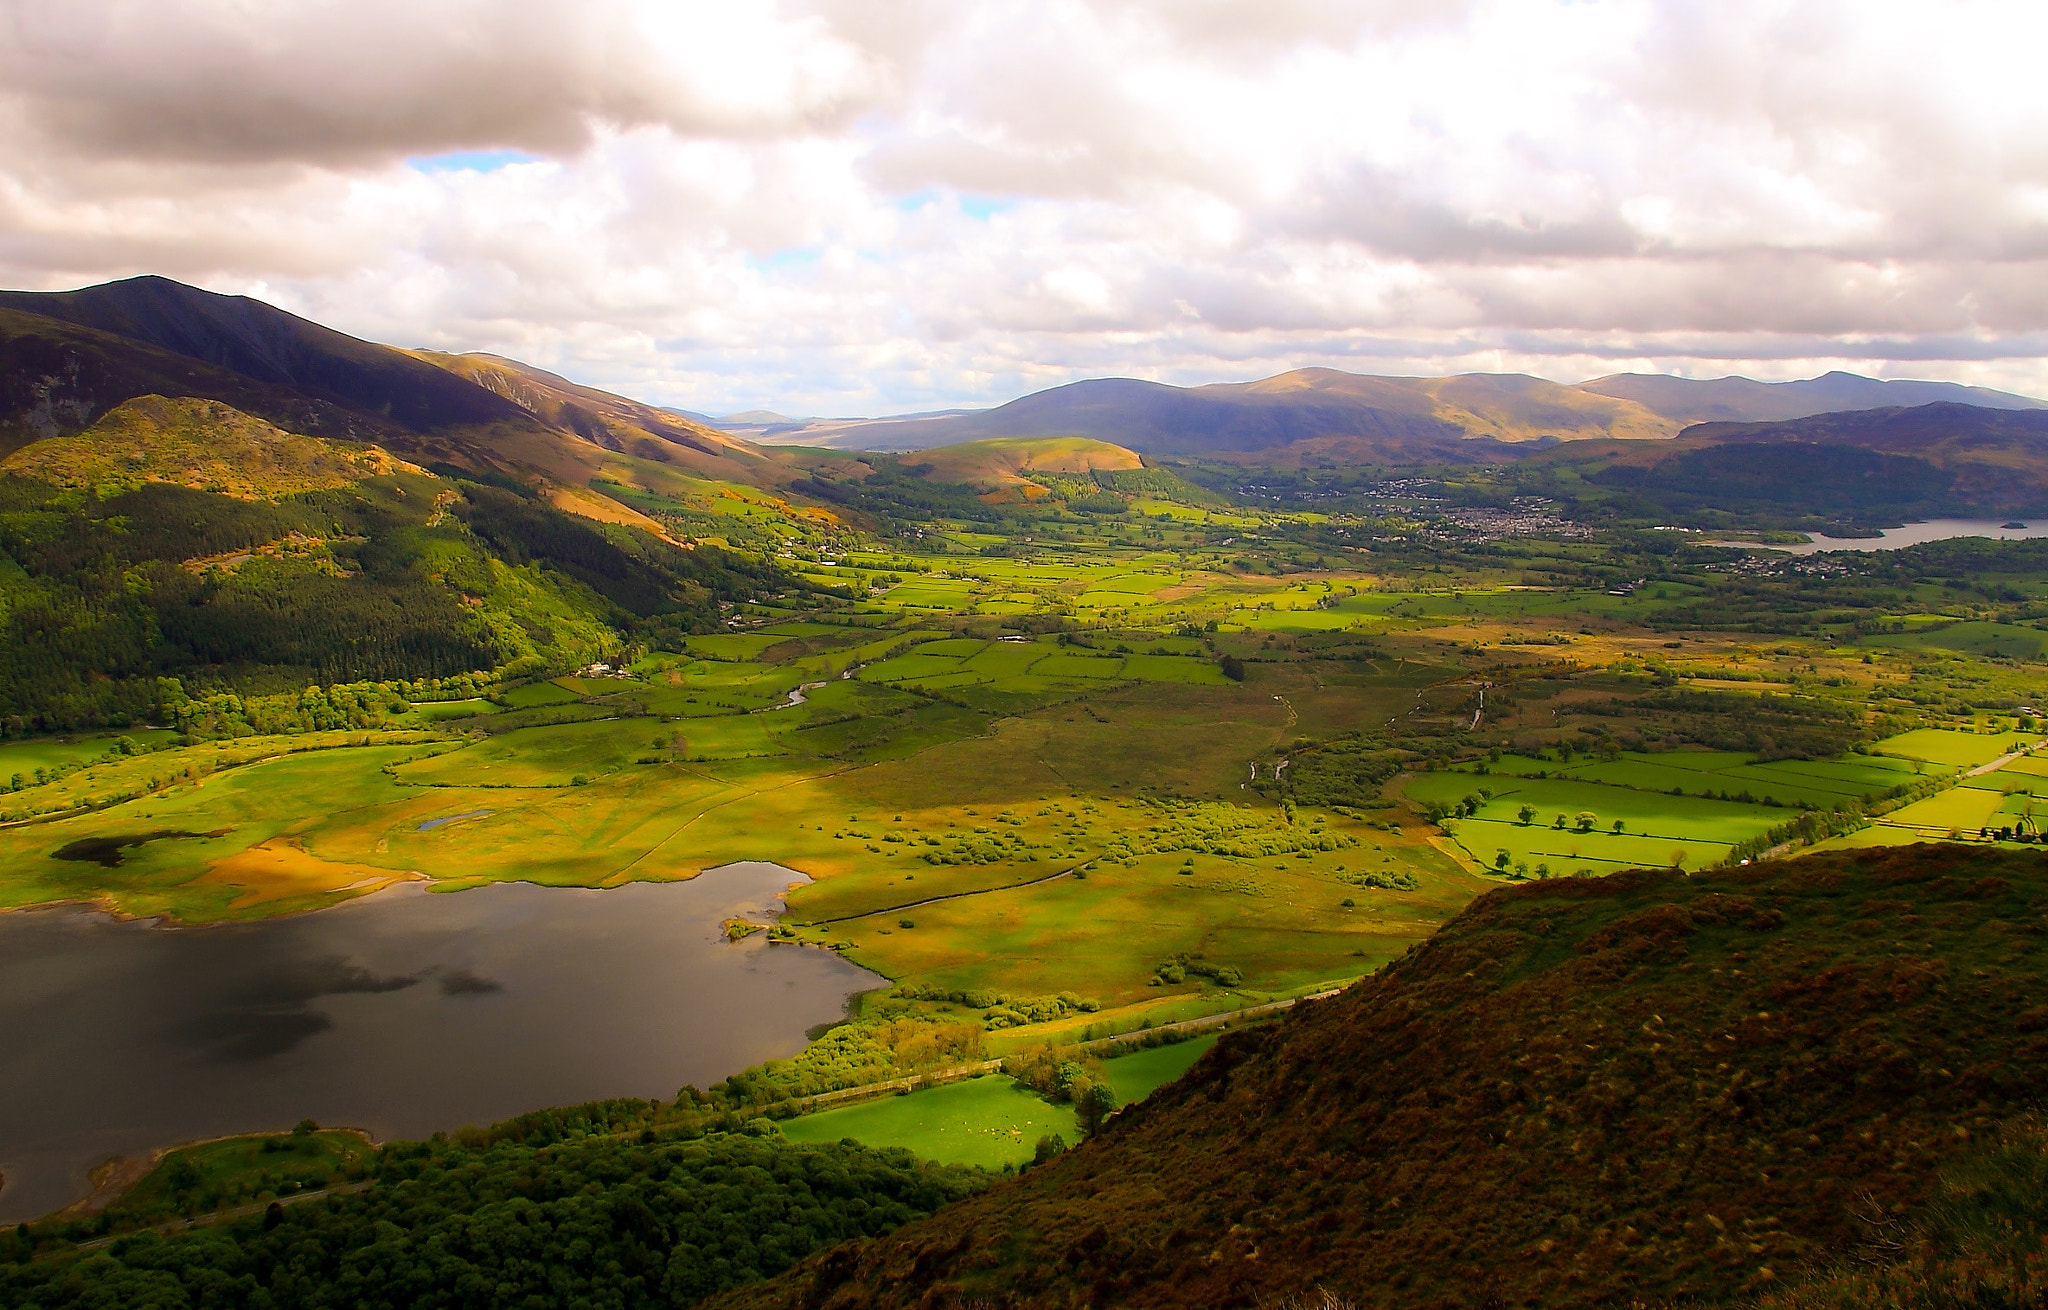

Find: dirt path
1967;743;2041;777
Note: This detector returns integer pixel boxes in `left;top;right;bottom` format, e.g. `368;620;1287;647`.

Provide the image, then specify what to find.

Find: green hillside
0;458;789;731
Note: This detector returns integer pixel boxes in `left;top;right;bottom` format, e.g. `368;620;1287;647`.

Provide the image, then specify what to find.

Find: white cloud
1;0;2045;413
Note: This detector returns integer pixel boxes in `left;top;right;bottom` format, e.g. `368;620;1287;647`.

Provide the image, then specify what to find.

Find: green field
1873;727;2032;770
0;729;180;780
780;1036;1220;1169
1405;770;1782;874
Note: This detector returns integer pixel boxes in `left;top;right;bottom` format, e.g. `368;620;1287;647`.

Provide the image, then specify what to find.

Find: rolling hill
717;844;2048;1310
755;366;2045;459
906;435;1142;490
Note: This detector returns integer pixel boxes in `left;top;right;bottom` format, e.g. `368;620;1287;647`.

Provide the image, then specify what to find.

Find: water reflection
0;864;882;1222
1703;519;2048;555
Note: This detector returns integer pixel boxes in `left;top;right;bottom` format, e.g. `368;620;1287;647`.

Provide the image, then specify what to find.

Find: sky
3;0;2046;416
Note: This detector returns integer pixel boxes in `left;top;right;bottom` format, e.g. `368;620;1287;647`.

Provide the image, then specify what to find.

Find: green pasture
500;680;581;708
1033;653;1125;678
802;844;1467;1006
863;653;965;682
1100;1034;1218;1103
781;1076;1077;1169
682;632;790;661
0;743;426;920
409;698;498;722
780;1036;1220;1169
1865;620;2048;661
0;728;179;777
1120;654;1229;684
1405;772;1782;874
959;642;1051;678
1873;728;2031;770
393;717;660;786
1470;748;1917;807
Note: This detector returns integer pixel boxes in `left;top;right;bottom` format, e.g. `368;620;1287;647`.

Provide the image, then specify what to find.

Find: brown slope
411;350;797;487
717;844;2048;1310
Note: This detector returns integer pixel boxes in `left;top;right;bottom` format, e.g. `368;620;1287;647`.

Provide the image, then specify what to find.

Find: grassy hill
908;436;1143;495
0;395;420;498
717;844;2048;1310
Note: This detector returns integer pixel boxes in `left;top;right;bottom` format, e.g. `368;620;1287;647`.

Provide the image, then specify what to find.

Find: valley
7;279;2048;1307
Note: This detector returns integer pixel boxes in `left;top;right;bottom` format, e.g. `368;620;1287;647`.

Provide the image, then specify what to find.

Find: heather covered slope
719;845;2048;1310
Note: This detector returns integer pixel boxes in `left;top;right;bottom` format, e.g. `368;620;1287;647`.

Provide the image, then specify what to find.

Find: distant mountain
0;276;791;517
1583;369;2045;426
718;845;2048;1310
760;366;2047;459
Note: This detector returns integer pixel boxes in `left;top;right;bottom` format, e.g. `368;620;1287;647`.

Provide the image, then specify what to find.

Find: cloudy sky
3;0;2044;415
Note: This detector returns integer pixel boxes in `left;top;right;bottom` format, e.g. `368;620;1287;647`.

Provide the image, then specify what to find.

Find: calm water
0;863;885;1222
1708;519;2048;555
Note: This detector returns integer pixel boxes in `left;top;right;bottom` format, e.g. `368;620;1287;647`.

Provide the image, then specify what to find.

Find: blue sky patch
410;149;542;174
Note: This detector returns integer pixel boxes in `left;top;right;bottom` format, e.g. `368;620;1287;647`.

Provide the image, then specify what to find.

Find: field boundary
788;988;1342;1115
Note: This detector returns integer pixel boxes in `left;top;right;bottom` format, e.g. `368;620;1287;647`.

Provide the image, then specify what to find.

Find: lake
0;863;885;1223
1705;519;2048;555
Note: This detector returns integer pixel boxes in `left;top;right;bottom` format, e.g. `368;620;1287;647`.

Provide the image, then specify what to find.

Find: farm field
1404;770;1782;874
779;1035;1220;1170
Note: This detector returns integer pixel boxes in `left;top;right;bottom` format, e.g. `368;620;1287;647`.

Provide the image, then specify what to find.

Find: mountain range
738;367;2044;458
5;275;2047;517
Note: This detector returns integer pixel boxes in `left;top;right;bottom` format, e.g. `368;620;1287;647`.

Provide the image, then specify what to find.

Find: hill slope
718;844;2048;1310
411;350;793;487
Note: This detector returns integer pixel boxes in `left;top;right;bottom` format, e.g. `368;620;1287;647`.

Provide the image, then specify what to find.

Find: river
0;863;884;1223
